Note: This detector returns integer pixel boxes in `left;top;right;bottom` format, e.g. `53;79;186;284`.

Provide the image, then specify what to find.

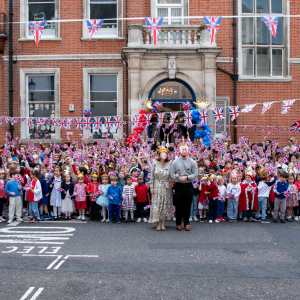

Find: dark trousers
174;182;193;226
136;201;147;218
0;198;4;216
90;201;99;218
208;198;218;220
293;200;300;216
109;204;120;220
243;203;253;218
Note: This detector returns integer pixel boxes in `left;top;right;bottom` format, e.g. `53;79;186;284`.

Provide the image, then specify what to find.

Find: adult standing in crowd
170;142;198;231
149;147;173;231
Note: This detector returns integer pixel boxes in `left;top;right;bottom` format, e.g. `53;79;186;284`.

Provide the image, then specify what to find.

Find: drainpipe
216;0;238;144
9;0;13;138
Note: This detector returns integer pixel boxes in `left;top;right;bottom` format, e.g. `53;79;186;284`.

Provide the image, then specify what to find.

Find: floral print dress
149;160;173;223
286;184;298;207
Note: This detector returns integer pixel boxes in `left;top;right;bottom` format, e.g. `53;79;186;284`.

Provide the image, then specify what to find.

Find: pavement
1;215;300;300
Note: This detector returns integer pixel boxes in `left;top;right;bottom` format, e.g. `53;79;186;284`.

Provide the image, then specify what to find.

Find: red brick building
0;0;298;146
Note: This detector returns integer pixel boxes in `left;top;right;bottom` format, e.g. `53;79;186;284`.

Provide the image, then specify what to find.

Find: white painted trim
216;57;237;63
20;68;60;140
82;68;123;139
2;54;122;62
290;58;300;63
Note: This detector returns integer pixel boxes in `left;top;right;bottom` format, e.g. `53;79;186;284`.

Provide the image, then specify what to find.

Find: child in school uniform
97;173;110;222
216;175;226;222
135;176;150;223
49;166;62;220
40;166;51;220
107;175;123;223
61;173;75;220
122;176;136;222
86;172;100;221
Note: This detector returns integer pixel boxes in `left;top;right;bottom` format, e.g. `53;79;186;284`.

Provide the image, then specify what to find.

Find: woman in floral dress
149;147;173;230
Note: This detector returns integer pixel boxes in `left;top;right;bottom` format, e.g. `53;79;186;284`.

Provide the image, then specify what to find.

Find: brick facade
0;0;299;146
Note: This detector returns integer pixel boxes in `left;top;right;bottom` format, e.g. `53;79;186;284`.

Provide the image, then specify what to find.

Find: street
1;218;300;300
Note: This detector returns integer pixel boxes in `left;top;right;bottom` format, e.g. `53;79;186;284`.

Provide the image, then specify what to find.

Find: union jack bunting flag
243;126;248;130
153;101;163;110
261;16;279;38
168;112;177;126
261;126;266;132
241;104;256;113
222;131;228;136
86;19;104;40
203;16;222;44
252;126;257;131
182;101;191;110
93;117;102;131
29;21;47;47
278;126;283;133
10;117;18;125
114;116;122;130
156;113;165;128
103;117;114;130
212;107;225;122
281;100;296;114
75;118;83;130
132;115;140;129
229;106;240;121
217;125;222;129
269;126;275;132
144;114;152;126
198;109;208;125
289;120;300;133
183;110;193;128
58;118;65;129
28;118;35;128
51;118;60;127
262;102;275;114
144;17;164;46
63;118;72;130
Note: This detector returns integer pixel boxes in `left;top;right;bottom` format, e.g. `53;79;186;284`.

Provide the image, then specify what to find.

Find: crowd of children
0;134;300;226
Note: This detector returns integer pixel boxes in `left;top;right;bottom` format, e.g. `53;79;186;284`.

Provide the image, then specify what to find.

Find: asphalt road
1;217;300;300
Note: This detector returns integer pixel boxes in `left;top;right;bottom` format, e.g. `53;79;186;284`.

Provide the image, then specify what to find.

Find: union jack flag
182;101;191;110
63;118;72;130
93;117;102;131
183;110;193;128
261;16;279;38
282;156;289;163
153;101;163;110
144;114;152;126
103;117;113;130
114;116;123;130
173;132;179;137
75;118;83;130
198;109;208;125
82;117;92;130
241;104;256;113
262;102;275;114
295;162;300;172
132;115;140;129
278;127;283;133
168;112;178;126
261;126;266;132
58;118;65;129
156;113;165;128
289;119;300;133
243;126;248;130
28;118;35;128
229;106;240;121
144;17;164;46
10;117;18;125
283;190;291;198
204;16;222;44
281;100;295;114
252;126;257;131
213;107;225;122
86;19;104;40
29;21;47;47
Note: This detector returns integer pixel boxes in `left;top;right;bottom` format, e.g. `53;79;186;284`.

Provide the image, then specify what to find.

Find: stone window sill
80;37;125;41
238;76;292;82
18;38;62;42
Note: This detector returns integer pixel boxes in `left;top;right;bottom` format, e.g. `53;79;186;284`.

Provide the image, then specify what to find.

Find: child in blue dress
39;166;51;220
96;173;110;222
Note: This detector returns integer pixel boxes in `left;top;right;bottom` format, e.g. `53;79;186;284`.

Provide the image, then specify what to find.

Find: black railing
0;13;7;36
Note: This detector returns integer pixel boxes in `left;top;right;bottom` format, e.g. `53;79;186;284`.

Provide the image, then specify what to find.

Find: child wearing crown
86;172;100;221
74;172;87;221
97;174;110;222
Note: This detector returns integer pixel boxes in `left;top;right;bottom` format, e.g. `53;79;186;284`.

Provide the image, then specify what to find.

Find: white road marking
20;287;35;300
64;255;99;259
0;227;76;234
53;259;65;269
0;240;64;244
7;221;21;227
29;287;44;300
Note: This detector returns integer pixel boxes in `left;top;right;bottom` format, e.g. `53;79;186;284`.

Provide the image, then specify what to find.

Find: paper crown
144;98;153;113
194;98;212;109
245;167;255;177
101;173;109;178
77;172;85;179
108;162;116;169
92;172;99;178
157;147;168;154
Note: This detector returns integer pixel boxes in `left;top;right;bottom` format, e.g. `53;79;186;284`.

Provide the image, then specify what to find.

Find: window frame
19;0;61;41
82;0;123;40
238;0;290;81
82;68;123;140
212;97;230;139
20;68;61;142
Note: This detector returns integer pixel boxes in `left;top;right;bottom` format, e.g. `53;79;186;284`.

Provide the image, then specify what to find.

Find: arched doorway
148;79;196;142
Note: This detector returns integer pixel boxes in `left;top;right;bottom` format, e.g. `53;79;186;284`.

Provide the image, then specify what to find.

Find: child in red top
135;176;149;223
0;170;7;222
294;174;300;220
86;172;100;221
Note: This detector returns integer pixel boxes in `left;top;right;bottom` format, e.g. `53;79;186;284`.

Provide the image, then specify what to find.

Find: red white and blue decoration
114;116;123;130
241;104;256;113
153;101;163;110
29;21;47;47
261;16;279;38
84;109;92;117
93;117;102;131
212;107;225;122
261;102;275;114
229;106;240;121
86;19;104;40
281;100;296;114
169;112;178;126
203;16;222;44
156;113;165;128
182;101;191;110
145;17;164;46
289;120;300;133
183;110;193;128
